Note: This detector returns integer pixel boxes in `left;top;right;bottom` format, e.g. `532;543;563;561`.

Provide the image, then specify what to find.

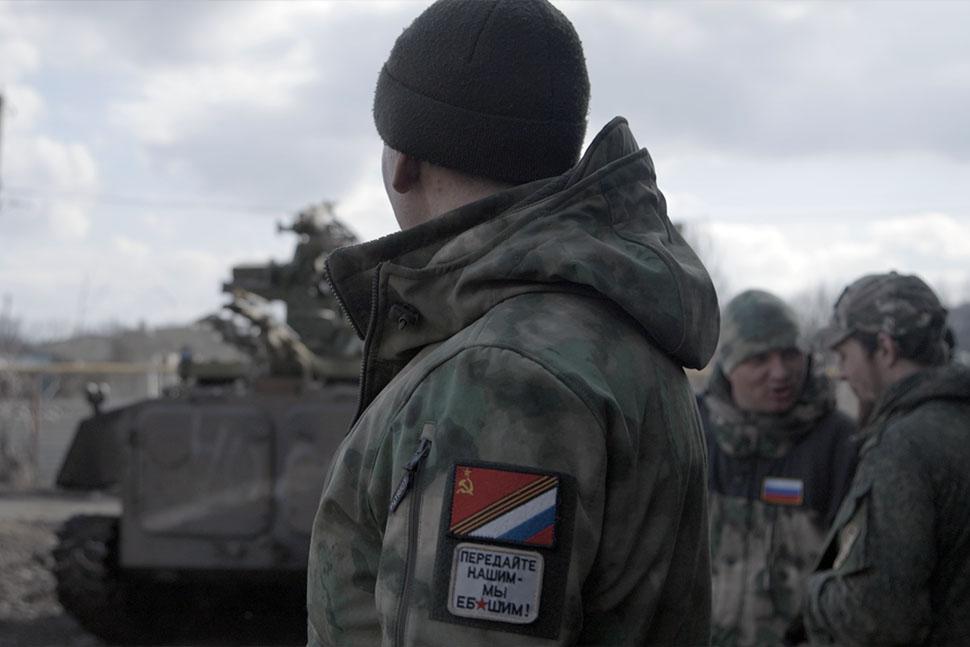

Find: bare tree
789;283;837;343
0;294;24;356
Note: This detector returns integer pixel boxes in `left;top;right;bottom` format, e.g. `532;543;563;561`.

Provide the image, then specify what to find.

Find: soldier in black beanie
372;0;593;230
308;1;718;644
374;0;589;186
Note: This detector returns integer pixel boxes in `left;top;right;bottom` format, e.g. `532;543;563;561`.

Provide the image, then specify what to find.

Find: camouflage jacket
306;118;720;646
699;368;857;647
804;364;970;646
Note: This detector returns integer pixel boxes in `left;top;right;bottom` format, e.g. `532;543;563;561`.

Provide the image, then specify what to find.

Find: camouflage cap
717;290;802;374
817;271;947;350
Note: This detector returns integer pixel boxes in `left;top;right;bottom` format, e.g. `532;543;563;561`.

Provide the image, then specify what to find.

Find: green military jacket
307;118;720;646
700;368;856;647
804;364;970;646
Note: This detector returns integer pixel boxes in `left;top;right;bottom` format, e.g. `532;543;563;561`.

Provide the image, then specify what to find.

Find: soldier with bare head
305;0;720;645
802;271;970;645
697;290;857;647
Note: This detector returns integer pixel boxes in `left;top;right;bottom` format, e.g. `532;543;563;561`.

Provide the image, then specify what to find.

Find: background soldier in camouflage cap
306;1;720;645
698;290;857;647
802;271;970;645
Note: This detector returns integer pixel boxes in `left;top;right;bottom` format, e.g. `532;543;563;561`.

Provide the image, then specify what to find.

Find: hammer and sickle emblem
457;468;475;495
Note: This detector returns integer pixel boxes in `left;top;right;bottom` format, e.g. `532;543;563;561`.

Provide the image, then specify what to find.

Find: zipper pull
389;437;432;514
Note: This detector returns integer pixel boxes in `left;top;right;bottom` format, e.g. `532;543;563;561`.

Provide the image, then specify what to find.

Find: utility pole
0;91;5;214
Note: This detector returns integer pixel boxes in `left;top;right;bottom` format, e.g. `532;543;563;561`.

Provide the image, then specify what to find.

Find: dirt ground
0;518;103;647
0;506;306;647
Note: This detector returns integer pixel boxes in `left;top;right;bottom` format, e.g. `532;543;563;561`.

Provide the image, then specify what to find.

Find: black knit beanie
374;0;590;185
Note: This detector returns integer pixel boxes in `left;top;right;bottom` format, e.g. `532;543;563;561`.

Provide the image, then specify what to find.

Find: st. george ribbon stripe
451;475;557;534
451;476;556;534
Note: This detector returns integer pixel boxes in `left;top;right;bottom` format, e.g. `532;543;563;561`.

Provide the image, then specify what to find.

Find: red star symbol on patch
476;598;488;609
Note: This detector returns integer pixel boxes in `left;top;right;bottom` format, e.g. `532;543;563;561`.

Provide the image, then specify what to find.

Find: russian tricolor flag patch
761;477;804;506
449;465;559;547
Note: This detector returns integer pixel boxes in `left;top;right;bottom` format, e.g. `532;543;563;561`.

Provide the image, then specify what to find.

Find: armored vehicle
52;203;361;644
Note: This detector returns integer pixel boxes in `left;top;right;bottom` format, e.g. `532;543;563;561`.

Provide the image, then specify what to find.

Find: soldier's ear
391;152;423;194
875;331;899;367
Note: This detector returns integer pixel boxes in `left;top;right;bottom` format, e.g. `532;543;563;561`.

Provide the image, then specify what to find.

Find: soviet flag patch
449;465;559;547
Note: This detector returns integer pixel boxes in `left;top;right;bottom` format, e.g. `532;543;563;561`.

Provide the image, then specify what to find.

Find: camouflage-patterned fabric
716;290;802;375
804;364;970;646
306;118;720;646
816;271;948;351
701;368;856;647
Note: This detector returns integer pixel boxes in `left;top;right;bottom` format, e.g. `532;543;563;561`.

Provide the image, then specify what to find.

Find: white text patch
447;542;543;624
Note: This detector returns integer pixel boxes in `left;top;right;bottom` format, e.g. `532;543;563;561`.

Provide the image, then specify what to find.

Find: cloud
5;135;100;239
0;3;41;79
0;5;102;240
48;203;91;239
22;136;98;187
3;0;969;337
663;190;714;221
0;234;234;335
0;39;40;79
2;84;46;129
112;42;317;146
699;213;970;303
65;2;416;224
873;213;970;261
111;235;150;259
569;1;970;160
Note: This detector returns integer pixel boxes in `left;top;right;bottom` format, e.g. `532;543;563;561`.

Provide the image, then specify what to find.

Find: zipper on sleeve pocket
392;426;433;647
389;436;432;514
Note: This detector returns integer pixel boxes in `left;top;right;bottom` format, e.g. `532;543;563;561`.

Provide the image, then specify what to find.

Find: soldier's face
834;337;884;404
727;348;807;414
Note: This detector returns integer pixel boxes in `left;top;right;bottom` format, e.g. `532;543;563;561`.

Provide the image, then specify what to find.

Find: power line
3;185;292;215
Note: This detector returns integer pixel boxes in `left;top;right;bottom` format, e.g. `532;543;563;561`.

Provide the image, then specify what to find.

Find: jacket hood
876;363;970;420
326;117;720;370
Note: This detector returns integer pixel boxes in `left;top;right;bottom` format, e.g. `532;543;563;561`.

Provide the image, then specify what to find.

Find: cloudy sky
2;0;969;338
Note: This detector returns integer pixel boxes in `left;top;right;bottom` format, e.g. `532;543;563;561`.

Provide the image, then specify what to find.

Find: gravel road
0;492;305;647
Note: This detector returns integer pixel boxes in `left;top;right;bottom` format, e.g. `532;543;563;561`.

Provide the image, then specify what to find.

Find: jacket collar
325;117;720;415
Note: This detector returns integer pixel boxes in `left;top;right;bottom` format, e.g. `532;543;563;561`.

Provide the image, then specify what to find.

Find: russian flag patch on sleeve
761;477;804;506
449;465;559;547
432;462;573;637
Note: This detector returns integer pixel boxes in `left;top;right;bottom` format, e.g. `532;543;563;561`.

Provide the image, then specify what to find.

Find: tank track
52;514;308;645
51;514;140;644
